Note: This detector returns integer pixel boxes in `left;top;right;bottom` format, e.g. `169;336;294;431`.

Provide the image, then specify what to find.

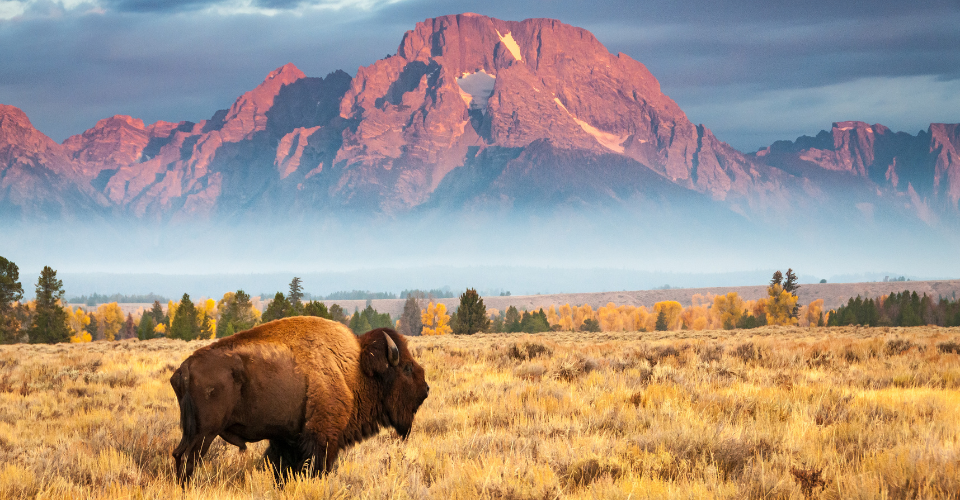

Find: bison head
360;328;429;438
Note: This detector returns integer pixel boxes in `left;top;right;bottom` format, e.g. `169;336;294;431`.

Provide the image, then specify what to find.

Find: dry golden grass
2;325;960;499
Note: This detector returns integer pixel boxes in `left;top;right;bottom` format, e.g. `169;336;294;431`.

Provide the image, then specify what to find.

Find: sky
1;0;959;152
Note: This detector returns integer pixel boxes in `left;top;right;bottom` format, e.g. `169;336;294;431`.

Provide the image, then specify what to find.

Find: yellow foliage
631;306;653;332
66;307;91;343
766;284;799;326
557;304;574;331
421;302;451;336
153;323;166;335
546;305;559;326
654;301;683;330
96;303;124;341
712;292;744;329
680;303;712;331
800;298;825;327
167;300;178;326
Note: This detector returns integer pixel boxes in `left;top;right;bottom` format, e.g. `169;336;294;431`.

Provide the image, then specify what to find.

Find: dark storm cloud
0;0;958;150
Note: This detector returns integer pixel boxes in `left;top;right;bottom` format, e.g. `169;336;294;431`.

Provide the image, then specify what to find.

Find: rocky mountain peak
215;63;308;142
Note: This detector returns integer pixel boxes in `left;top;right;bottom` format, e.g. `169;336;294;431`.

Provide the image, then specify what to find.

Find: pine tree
770;270;783;287
169;293;201;341
329;304;348;324
580;318;601;332
137;313;155;340
504;306;521;333
120;313;136;340
349;310;372;335
86;314;100;340
783;268;801;318
655;310;668;331
288;277;304;316
150;300;166;326
398;292;423;337
451;288;489;335
303;300;331;319
28;266;71;344
0;256;24;344
261;292;290;323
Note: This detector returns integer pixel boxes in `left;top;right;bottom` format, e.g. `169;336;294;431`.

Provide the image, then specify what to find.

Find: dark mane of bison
170;316;429;483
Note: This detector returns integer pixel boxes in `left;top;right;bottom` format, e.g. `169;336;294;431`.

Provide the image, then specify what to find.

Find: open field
2;326;960;499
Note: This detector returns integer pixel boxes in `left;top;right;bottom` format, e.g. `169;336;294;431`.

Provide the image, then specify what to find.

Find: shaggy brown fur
170;317;429;484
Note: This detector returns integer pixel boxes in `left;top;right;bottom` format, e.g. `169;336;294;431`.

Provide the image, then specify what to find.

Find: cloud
0;0;402;18
682;75;960;151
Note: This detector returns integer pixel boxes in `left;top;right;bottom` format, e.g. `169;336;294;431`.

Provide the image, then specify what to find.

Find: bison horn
384;331;400;366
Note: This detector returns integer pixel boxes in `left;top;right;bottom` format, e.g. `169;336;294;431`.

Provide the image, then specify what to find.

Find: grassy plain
1;326;959;499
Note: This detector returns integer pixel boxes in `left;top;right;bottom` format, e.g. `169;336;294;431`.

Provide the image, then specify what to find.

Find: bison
169;316;429;484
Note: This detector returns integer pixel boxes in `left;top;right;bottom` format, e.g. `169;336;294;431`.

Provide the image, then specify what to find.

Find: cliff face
754;121;960;219
0;14;957;226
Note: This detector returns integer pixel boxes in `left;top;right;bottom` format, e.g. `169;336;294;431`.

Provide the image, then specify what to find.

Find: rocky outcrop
754;121;960;217
0;104;105;218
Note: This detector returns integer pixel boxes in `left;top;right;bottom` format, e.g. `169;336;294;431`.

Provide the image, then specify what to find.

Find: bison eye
404;364;413;375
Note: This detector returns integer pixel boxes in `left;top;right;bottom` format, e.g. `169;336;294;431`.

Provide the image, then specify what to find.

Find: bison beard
170;318;429;484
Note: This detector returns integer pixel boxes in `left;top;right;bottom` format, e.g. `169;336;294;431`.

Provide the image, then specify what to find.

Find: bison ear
360;331;391;377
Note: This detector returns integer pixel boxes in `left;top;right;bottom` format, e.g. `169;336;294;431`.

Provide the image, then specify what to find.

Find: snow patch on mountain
456;70;497;112
553;98;626;153
496;30;522;61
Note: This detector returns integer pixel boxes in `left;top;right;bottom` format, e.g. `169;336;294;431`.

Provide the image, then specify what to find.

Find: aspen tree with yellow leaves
766;284;799;326
421;302;451;336
96;302;124;341
557;304;574;331
799;299;825;327
67;306;92;343
653;301;683;330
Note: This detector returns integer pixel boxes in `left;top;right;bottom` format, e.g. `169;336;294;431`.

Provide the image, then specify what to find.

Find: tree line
826;291;960;327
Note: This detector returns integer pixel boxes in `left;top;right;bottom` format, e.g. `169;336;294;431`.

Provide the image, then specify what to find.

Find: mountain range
1;13;958;230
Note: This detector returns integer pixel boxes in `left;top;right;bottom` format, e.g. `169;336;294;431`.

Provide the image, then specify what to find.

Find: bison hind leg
264;438;301;484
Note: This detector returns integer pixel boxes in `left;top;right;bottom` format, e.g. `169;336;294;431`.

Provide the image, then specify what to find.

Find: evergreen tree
504;306;521;333
349;309;372;335
399;293;423;337
520;309;550;333
120;313;136;340
217;289;257;337
0;256;24;343
28;266;71;344
303;300;331;319
360;304;392;329
783;268;801;318
86;314;100;340
580;318;601;332
451;288;489;335
329;304;348;324
137;313;155;340
490;311;504;333
655;310;669;331
169;293;201;341
261;292;290;323
770;270;783;287
150;300;166;326
288;277;304;316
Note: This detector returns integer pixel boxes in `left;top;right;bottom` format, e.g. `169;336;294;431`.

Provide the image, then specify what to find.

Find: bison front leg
264;438;302;483
300;432;342;476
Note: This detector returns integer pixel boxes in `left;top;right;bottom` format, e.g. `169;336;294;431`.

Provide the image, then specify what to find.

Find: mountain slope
0;14;957;230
